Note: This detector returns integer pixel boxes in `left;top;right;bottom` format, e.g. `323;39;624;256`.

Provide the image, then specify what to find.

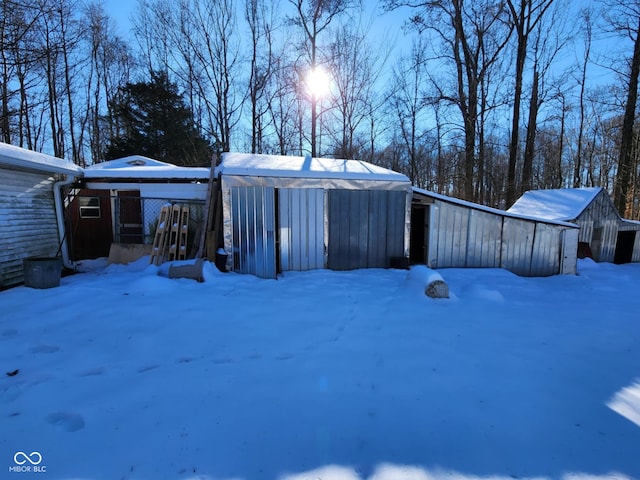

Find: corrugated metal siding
0;167;60;287
279;188;325;271
632;232;640;263
466;209;502;268
328;189;406;270
420;193;573;276
500;218;535;276
230;186;276;279
577;190;620;262
530;223;560;276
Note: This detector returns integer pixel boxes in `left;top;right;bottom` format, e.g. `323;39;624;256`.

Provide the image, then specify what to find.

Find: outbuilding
411;188;579;276
0;142;82;287
508;187;640;264
68;156;209;260
217;152;412;278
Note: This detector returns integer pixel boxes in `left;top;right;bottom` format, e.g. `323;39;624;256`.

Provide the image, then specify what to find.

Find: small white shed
217;152;412;278
0;142;82;287
412;188;579;276
508;187;640;264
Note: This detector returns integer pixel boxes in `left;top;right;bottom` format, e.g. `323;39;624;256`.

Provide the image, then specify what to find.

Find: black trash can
23;257;63;289
215;251;228;272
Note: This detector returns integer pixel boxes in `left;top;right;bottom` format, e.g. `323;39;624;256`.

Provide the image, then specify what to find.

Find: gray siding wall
576;191;620;262
0;167;60;287
425;198;573;276
328;189;406;270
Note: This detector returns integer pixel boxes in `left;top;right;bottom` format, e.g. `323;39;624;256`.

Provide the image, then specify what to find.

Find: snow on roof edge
413;187;579;228
0;142;83;175
507;187;606;222
217;152;410;183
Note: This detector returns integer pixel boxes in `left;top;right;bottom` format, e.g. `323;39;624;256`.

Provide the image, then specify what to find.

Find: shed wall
423;196;575;276
0;167;60;287
279;188;325;271
576;191;620;262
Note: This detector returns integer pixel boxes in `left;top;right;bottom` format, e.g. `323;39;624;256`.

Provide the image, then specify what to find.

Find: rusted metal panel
279;188;325;271
230;185;276;279
0;168;60;287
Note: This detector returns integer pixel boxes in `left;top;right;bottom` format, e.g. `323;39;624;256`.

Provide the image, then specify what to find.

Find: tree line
2;0;640;216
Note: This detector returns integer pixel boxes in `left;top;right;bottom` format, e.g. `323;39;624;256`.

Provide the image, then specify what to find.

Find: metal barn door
230;186;276;278
328;189;406;270
279;188;325;271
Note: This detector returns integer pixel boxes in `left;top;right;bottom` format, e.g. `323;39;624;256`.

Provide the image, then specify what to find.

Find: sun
306;66;330;99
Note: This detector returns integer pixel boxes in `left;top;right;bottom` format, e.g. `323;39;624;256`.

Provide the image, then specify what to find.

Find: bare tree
287;0;355;157
604;0;640;215
505;0;555;206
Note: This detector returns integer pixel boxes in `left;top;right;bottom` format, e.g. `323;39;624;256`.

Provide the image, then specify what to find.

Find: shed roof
84;155;210;180
414;187;578;228
0;141;83;176
507;187;605;222
217;152;410;183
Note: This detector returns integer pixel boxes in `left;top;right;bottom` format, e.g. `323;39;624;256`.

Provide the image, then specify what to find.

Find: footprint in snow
2;329;18;338
137;365;159;373
30;344;60;354
78;367;105;377
46;412;85;432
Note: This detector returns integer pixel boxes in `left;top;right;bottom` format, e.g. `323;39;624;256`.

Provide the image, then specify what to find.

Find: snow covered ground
1;258;639;480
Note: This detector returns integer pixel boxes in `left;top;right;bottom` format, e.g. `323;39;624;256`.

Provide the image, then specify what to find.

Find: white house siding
0;167;60;287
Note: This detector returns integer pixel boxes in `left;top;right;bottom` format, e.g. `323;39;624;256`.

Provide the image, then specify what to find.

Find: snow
0;141;83;176
1;259;639;480
507;188;604;222
84;155;210;180
217;152;410;183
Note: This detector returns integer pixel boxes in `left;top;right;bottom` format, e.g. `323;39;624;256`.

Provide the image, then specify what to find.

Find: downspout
54;173;78;270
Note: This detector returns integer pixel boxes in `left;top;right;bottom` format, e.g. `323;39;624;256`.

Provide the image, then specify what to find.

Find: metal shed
217;152;412;278
0;142;82;287
508;187;640;264
411;188;579;276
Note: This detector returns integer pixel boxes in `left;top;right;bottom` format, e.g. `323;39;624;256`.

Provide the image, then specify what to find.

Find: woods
2;0;640;216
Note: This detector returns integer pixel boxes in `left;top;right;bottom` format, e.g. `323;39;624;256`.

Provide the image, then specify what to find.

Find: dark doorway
116;190;143;243
614;230;636;264
410;204;428;264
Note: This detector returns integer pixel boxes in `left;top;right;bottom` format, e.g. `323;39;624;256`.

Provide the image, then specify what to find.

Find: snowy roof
507;187;605;222
414;187;579;228
84;155;210;180
217;152;410;183
0;141;83;175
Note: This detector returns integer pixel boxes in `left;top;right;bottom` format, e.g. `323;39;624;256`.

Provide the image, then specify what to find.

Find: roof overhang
0;142;83;176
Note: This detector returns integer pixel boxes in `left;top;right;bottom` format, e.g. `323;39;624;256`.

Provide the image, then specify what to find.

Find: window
79;197;101;218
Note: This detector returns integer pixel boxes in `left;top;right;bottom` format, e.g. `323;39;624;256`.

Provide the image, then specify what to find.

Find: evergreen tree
105;71;213;166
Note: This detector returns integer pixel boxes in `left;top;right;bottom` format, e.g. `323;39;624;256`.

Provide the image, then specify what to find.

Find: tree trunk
521;69;539;194
614;15;640;216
